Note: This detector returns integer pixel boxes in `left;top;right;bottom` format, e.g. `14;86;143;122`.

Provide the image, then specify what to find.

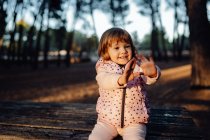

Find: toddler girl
89;27;161;140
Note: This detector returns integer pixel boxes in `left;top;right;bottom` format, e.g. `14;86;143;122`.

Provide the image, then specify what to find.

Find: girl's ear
103;53;110;60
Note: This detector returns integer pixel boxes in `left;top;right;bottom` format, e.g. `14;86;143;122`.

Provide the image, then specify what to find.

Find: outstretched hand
118;58;141;85
135;54;157;78
118;54;157;86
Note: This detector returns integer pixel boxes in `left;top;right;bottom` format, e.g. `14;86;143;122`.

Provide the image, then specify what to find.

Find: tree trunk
30;1;44;69
178;20;187;61
34;15;43;69
157;9;168;61
188;0;210;88
0;2;6;64
65;31;74;67
44;14;50;68
7;2;18;64
0;1;6;48
89;4;98;43
110;0;116;26
150;11;161;60
17;24;23;64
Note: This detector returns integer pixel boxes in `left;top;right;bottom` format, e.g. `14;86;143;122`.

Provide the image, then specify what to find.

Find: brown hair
98;27;136;60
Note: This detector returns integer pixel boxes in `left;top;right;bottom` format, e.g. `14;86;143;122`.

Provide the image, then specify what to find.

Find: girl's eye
114;47;119;50
125;45;130;48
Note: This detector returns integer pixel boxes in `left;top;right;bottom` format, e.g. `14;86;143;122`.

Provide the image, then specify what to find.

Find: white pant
88;121;146;140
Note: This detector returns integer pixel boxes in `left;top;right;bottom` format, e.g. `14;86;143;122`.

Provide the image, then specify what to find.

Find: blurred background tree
134;0;162;60
187;0;210;88
0;0;209;88
166;0;189;61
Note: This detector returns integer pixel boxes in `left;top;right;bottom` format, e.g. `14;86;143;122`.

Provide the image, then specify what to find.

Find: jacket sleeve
96;71;126;89
141;65;161;85
95;60;126;89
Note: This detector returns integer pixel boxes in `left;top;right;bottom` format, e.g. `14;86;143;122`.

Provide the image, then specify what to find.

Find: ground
0;60;210;139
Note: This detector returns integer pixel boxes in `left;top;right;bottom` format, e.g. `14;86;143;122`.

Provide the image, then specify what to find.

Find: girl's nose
120;47;127;53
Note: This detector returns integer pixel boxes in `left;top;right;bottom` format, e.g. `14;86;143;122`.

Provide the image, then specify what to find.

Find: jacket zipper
121;88;126;128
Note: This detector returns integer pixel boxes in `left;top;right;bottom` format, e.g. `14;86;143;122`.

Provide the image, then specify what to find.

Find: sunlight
160;64;191;82
183;104;209;111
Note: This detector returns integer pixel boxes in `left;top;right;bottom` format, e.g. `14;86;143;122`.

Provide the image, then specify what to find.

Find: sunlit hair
98;27;136;60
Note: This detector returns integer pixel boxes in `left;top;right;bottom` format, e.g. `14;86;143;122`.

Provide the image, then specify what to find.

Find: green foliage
73;30;97;52
134;0;160;16
131;31;141;49
140;34;150;50
97;0;130;26
140;28;172;50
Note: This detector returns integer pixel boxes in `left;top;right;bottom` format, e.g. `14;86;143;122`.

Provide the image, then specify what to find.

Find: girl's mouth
119;55;128;59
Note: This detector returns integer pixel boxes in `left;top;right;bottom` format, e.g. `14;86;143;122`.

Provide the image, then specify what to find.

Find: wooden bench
0;101;203;140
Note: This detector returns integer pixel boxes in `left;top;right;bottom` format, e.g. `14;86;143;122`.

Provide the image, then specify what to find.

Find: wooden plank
149;116;195;126
150;107;191;118
0;124;202;140
147;124;203;138
0;117;200;138
0;101;204;139
0;102;195;128
0;113;195;131
0;124;89;140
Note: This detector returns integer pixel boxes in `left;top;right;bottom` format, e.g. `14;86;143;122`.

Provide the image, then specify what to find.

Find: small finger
131;59;136;70
125;58;135;72
149;56;154;62
133;72;144;78
133;72;139;78
139;54;149;63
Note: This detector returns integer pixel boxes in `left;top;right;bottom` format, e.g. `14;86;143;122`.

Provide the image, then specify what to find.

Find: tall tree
0;0;7;48
109;0;129;27
187;0;210;88
32;0;46;69
86;0;100;43
100;0;129;27
134;0;162;60
16;1;27;64
26;0;44;68
7;0;21;63
43;0;50;68
54;1;67;67
65;0;87;67
41;0;62;68
0;0;7;63
156;4;168;61
166;0;188;61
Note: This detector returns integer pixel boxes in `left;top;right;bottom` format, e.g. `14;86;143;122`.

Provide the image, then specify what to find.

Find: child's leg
122;123;146;140
88;121;118;140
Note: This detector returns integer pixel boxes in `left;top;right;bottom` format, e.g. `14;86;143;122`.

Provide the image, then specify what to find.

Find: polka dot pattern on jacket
95;58;152;128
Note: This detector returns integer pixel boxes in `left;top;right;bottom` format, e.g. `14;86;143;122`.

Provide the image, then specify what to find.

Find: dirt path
147;64;210;139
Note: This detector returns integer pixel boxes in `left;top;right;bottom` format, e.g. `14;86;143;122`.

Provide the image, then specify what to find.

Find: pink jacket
95;58;161;128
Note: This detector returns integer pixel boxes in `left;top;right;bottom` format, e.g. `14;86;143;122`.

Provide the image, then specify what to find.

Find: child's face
108;41;132;65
